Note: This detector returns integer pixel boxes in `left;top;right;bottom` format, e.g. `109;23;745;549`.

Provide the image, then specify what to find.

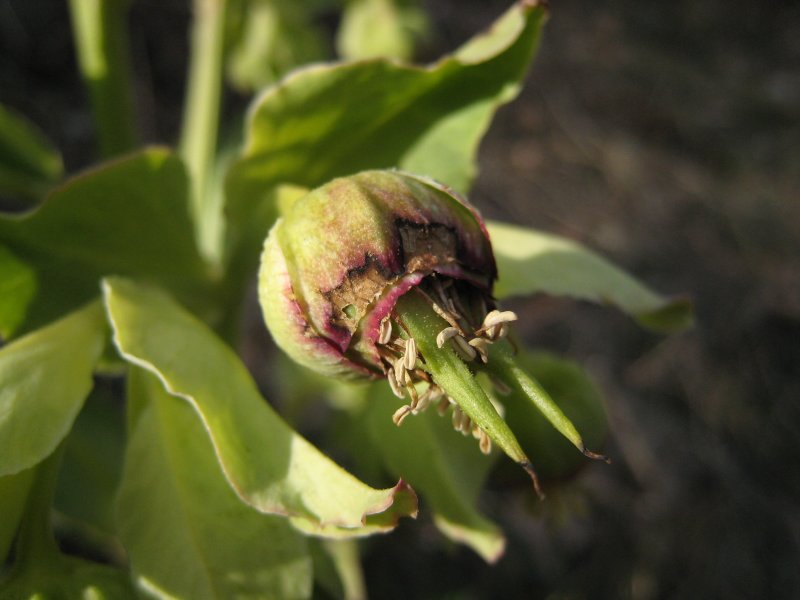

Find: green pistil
485;340;610;463
394;290;544;498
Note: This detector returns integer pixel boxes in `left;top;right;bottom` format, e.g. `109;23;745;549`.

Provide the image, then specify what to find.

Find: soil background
1;0;799;598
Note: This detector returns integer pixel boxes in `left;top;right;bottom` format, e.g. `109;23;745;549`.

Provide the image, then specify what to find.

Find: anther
436;327;460;348
468;337;491;363
392;405;412;426
387;368;405;399
452;335;477;361
378;318;392;345
404;338;417;370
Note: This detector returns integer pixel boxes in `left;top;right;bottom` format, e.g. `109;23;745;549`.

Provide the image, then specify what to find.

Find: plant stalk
180;0;227;243
69;0;137;158
13;444;66;566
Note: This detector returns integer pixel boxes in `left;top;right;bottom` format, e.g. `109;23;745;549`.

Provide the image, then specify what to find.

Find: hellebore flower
259;170;606;496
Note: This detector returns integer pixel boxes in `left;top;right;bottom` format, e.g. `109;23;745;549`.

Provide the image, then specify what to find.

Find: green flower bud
259;169;606;496
259;169;496;379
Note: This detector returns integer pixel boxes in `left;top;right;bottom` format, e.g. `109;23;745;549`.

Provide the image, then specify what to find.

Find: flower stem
395;290;544;497
68;0;137;158
13;443;66;566
180;0;227;248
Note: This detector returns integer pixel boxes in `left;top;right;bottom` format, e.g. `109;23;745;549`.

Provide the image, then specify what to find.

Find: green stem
68;0;137;158
13;444;67;565
485;340;610;462
180;0;227;245
395;290;543;497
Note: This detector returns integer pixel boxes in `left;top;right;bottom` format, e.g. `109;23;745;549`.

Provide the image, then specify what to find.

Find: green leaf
55;383;126;536
102;277;418;535
364;382;505;562
116;368;312;600
225;0;547;282
1;554;136;599
502;352;609;481
0;104;63;204
0;467;35;563
0;148;210;331
0;244;36;340
0;301;106;478
488;220;693;332
226;0;329;93
337;0;428;61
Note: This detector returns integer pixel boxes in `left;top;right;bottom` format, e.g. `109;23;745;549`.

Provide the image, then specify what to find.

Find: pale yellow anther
453;335;477;361
404;338;417;370
392;405;412;426
378;318;393;345
436;327;460;348
387;368;405;399
468;337;491;363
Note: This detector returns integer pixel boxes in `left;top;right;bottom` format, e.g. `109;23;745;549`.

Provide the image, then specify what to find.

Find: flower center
375;275;518;454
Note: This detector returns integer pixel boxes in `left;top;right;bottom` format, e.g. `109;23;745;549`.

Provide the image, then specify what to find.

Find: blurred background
2;0;798;598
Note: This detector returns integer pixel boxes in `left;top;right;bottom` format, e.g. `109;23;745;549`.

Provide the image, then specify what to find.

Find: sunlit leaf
226;0;329;93
103;277;418;536
0;301;106;477
225;0;547;284
0;103;63;205
488;220;693;332
0;148;210;331
337;0;428;61
116;368;312;599
0;244;36;340
364;382;505;562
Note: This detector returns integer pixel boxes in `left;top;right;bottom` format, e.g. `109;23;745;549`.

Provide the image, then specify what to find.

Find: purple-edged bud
258;170;496;379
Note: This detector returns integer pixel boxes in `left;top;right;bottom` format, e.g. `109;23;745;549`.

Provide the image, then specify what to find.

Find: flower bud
259;170;496;379
259;169;605;495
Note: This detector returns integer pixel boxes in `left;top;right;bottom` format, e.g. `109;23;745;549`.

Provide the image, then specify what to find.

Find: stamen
387;368;405;399
404;338;417;370
478;429;492;454
436;327;460;348
406;380;420;409
452;335;477;361
393;355;408;386
392;405;412;426
468;337;491;363
489;374;511;395
437;395;451;416
378;318;393;345
415;288;463;332
483;310;518;329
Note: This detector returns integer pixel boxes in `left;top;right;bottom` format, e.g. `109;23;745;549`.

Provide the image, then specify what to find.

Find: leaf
0;301;106;477
116;368;312;600
224;0;547;283
337;0;428;61
0;467;35;563
1;555;136;599
102;276;418;535
364;382;505;562
54;383;126;536
0;244;36;340
488;220;694;332
502;352;609;481
0;103;63;204
226;0;330;93
0;148;210;331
